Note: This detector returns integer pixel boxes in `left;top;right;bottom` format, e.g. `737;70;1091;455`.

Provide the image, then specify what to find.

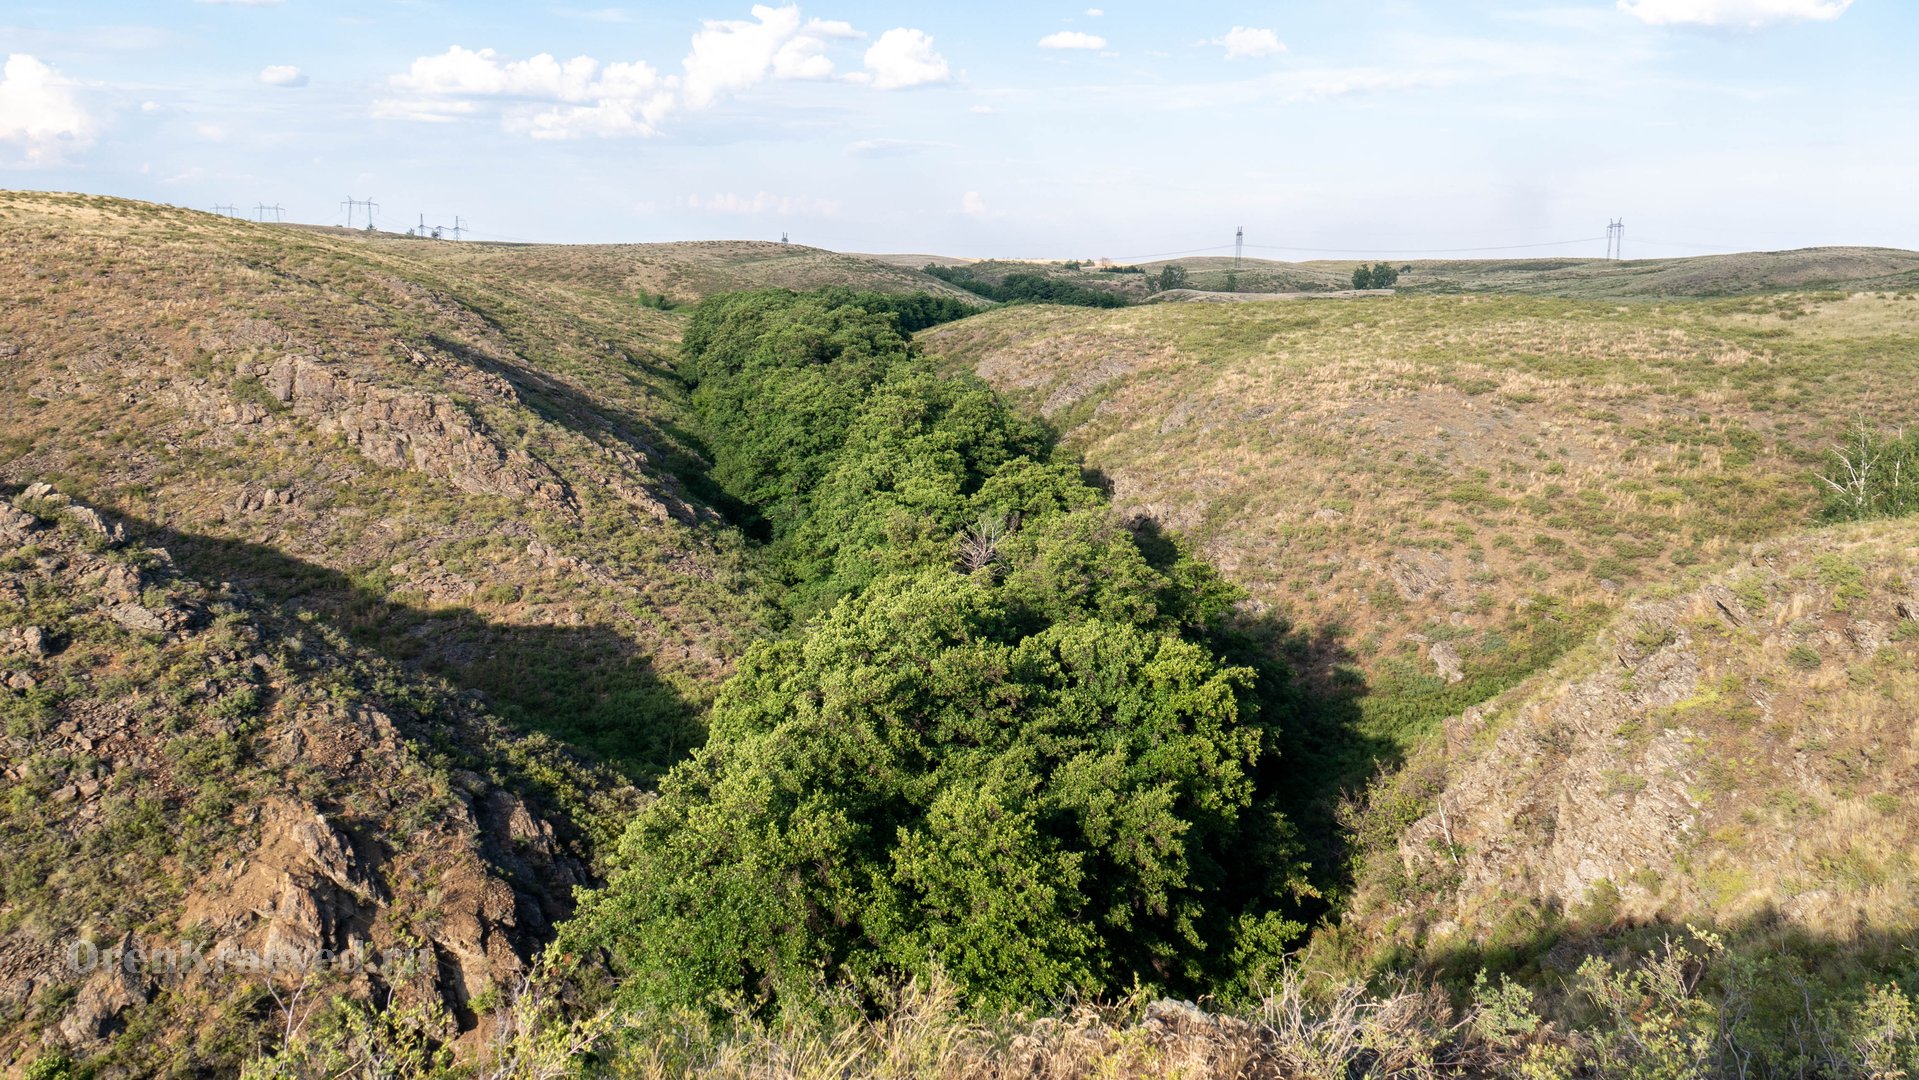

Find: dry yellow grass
0;190;784;780
920;294;1919;767
1344;516;1919;962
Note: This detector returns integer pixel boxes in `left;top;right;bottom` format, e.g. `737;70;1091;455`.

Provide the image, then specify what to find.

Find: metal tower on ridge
1234;226;1244;272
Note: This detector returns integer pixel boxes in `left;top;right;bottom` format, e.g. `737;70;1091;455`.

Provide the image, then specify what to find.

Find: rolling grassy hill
1134;247;1919;299
917;290;1919;840
389;237;983;307
862;246;1919;304
0;191;779;785
1386;247;1919;298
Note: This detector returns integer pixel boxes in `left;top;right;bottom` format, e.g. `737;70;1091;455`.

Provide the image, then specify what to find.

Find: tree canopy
1351;262;1400;290
560;289;1308;1018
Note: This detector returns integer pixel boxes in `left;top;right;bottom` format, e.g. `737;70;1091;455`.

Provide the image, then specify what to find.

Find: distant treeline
923;264;1130;308
813;287;982;333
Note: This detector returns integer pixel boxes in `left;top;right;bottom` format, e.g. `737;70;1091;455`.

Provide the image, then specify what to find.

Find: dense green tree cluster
810;287;980;333
922;265;1129;308
1351;262;1400;290
561;290;1308;1017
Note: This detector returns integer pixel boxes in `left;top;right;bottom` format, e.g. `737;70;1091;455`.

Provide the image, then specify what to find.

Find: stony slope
0;485;607;1074
1340;518;1919;966
0;191;776;779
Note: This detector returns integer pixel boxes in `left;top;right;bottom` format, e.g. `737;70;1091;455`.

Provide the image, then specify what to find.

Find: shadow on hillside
1388;902;1919;1017
422;331;758;531
117;511;703;787
1128;516;1393;908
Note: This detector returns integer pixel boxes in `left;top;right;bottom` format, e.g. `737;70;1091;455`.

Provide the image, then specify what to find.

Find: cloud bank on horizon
0;0;1905;258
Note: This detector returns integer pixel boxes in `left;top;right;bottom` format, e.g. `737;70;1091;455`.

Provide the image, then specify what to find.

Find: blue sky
1;0;1911;258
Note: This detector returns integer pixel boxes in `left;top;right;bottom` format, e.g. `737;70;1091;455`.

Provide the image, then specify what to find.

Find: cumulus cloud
258;64;307;87
381;5;949;137
1210;27;1286;59
0;53;94;163
960;191;988;216
1038;31;1106;50
195;0;284;5
686;191;841;216
381;45;674;136
681;5;854;108
1617;0;1853;27
863;28;950;89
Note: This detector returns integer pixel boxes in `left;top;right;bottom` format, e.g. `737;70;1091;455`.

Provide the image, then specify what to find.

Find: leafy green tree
922;266;1128;309
1157;264;1191;292
560;567;1283;1015
561;287;1312;1019
1352;265;1374;290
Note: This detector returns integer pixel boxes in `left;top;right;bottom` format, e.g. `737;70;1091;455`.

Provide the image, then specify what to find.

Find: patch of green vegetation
923;264;1128;308
564;289;1310;1017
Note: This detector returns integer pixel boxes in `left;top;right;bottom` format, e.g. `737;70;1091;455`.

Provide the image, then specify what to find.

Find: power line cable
1244;237;1607;256
1108;243;1239;262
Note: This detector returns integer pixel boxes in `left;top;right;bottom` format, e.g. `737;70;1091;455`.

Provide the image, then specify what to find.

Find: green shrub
1819;422;1919;521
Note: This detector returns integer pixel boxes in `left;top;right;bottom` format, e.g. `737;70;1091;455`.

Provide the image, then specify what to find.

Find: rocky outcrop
0;487;588;1069
254;353;576;508
1353;521;1919;952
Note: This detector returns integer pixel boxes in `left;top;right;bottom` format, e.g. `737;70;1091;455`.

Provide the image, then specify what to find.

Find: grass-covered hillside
918;291;1919;817
1143;248;1919;299
1389;247;1919;299
0;191;781;782
353;235;983;308
1342;516;1919;966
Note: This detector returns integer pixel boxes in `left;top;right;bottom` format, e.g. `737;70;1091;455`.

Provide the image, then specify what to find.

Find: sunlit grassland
920;291;1919;775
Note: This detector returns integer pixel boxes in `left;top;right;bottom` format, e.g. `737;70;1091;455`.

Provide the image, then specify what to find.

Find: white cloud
140;100;160;112
1211;27;1286;59
1039;31;1107;50
960;191;988;216
687;191;841;216
1617;0;1852;27
1086;8;1105;16
381;7;949;137
382;46;674;137
682;5;853;108
0;53;94;163
258;64;307;87
863;28;950;89
195;0;283;5
969;104;995;114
